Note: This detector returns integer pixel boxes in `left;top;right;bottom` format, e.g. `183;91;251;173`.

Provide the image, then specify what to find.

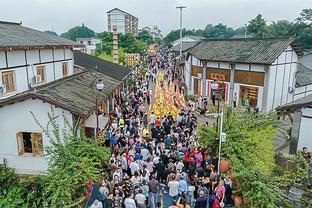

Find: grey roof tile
0;21;81;49
74;51;132;81
0;70;120;117
188;37;301;64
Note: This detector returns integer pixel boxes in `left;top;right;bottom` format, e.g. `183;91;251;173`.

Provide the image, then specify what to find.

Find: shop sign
211;73;225;81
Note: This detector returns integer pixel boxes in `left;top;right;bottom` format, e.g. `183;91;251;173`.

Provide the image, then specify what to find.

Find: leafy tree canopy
137;30;155;45
163;9;312;50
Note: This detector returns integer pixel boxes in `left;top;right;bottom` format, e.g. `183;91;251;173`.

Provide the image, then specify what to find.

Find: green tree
137;30;155;45
294;9;312;50
267;20;294;37
96;31;113;42
247;14;267;37
61;23;95;41
203;23;235;38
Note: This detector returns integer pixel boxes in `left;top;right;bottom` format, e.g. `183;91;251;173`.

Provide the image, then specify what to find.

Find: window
62;62;68;76
16;132;43;156
2;71;15;93
36;66;45;83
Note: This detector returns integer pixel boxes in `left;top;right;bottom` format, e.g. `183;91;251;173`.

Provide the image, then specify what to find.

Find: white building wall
266;48;298;111
0;99;73;174
7;50;25;66
298;107;312;150
0;48;74;99
0;51;6;68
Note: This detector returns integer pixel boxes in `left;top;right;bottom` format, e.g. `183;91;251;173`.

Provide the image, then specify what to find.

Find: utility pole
176;6;186;59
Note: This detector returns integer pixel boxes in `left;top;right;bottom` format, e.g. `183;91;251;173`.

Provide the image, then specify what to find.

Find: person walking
233;93;238;109
148;175;160;208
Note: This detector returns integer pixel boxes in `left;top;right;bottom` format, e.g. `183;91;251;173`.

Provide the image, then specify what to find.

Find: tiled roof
277;94;312;110
188;37;302;64
74;50;132;81
172;41;198;53
0;70;119;117
0;21;81;49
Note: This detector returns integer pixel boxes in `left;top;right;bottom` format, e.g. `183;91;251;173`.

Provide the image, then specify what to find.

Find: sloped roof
172;41;198;53
185;35;206;41
74;51;132;81
277;94;312;111
295;63;312;87
0;70;120;117
107;8;137;18
0;21;81;50
188;37;303;65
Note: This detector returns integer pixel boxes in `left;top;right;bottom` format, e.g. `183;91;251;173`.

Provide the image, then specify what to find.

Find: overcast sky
1;0;311;35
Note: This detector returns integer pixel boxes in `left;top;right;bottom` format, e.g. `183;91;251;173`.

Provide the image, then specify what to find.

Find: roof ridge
202;37;294;41
0;20;21;25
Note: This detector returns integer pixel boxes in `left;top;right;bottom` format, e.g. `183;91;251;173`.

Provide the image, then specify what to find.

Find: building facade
185;38;303;112
0;21;81;100
0;21;131;175
107;8;138;36
0;70;120;174
76;38;101;54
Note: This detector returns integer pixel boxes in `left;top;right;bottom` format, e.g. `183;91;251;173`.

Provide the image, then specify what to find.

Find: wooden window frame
36;65;46;83
1;70;16;93
16;132;43;156
62;62;68;76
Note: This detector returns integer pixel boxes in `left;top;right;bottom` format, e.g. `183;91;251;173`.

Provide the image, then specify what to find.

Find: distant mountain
61;23;95;41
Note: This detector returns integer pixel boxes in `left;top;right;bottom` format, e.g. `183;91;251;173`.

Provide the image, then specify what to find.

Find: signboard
197;73;202;79
211;73;225;81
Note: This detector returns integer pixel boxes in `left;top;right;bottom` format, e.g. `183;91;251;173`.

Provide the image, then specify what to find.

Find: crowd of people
89;50;233;208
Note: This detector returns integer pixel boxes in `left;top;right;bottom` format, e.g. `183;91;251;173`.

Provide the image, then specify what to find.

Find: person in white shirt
91;199;103;208
130;161;140;176
168;175;179;200
135;189;147;208
124;195;137;208
153;153;160;165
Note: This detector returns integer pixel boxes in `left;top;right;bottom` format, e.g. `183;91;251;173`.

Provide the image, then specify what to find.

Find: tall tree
247;14;267;37
204;23;234;38
267;20;294;37
61;23;95;41
137;30;155;45
294;9;312;50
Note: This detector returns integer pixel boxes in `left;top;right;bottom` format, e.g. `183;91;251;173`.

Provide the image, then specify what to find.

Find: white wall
294;84;312;100
298;107;312;150
0;99;73;174
266;48;298;111
0;48;74;99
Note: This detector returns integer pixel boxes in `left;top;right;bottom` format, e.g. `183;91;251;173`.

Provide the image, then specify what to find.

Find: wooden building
185;38;303;111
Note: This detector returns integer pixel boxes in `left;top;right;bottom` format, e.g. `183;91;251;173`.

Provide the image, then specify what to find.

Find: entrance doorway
208;80;229;103
239;86;258;108
193;78;201;96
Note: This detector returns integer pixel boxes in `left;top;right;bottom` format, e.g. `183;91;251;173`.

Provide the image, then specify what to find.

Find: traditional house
0;22;131;175
277;94;312;154
185;37;303;111
0;70;120;174
73;50;132;111
0;21;81;99
76;38;101;54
